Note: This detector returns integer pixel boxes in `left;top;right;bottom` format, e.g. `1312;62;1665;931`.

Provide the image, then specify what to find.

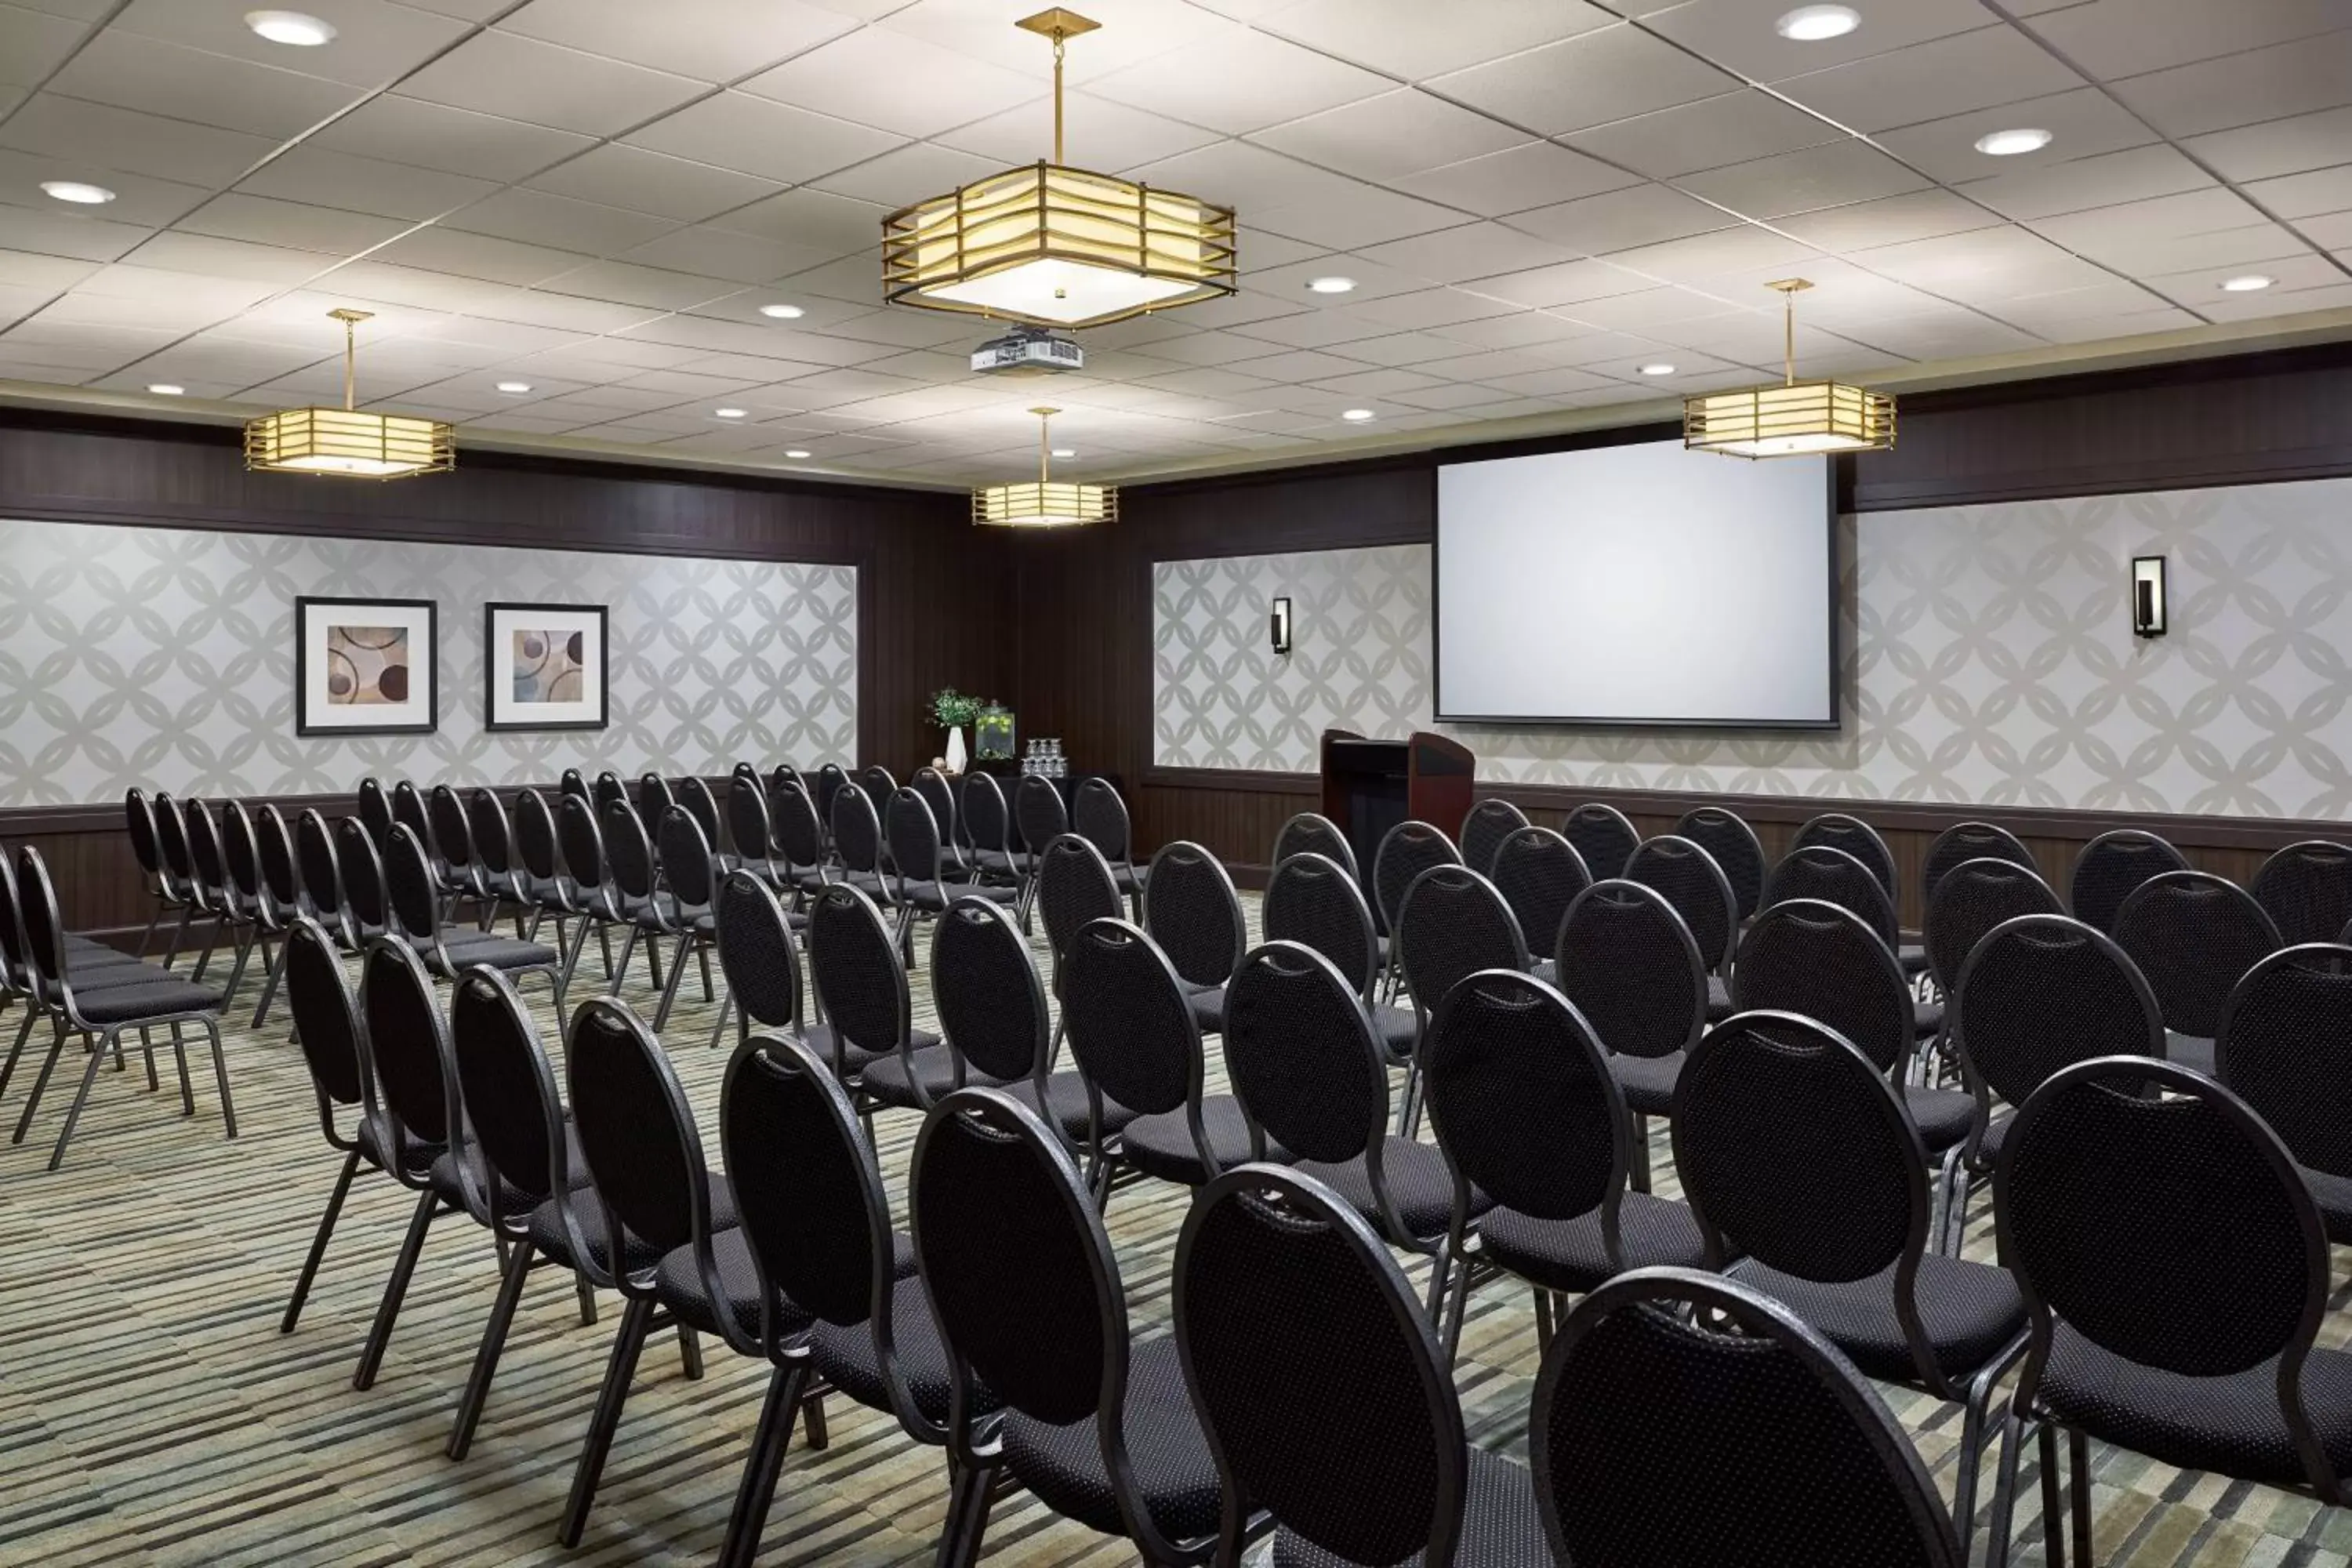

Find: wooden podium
1318;728;1476;880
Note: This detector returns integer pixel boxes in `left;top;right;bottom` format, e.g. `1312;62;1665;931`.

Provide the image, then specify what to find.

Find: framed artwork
296;596;437;735
485;601;609;731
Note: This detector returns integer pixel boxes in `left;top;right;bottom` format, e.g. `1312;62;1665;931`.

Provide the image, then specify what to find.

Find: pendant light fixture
245;308;454;479
974;408;1116;528
883;8;1236;329
1684;280;1894;458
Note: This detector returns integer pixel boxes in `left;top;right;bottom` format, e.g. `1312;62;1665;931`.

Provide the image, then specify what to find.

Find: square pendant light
245;309;452;479
974;408;1117;528
1686;280;1893;458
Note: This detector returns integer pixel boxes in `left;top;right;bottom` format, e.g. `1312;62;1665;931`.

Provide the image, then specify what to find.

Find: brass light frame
973;408;1116;528
1684;280;1894;458
245;309;454;479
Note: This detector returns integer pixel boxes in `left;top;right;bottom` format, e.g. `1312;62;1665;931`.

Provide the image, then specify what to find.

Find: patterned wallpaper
0;517;857;806
1151;476;2352;818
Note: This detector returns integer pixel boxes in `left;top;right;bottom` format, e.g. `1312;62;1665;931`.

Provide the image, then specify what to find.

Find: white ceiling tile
445;187;675;254
108;0;474;87
1457;256;1658;307
2052;221;2317;276
1849;225;2120;304
1640;0;1999;81
2;316;180;364
873;0;1232;85
1428;310;1602;347
524;145;781;224
119;231;334;285
466;288;664;332
1389;140;1642;217
1328;329;1498;367
1773;189;2004;251
1567;89;1842;180
499;0;857;82
1242;253;1433;303
2022;0;2347;82
1091;29;1392;136
394;34;706;136
1958;144;2217;221
1122;332;1292;368
937;90;1221;173
2029;187;2272;248
2110;31;2352;138
1250;92;1529;183
682;289;872;333
174;192;411;254
2181;107;2352;183
2246;166;2352;220
1774;27;2086;133
800;308;972;350
1601;225;1824;281
1428;24;1739;136
0;148;212;227
771;252;883;307
1478;365;1623;397
1842;318;2041;358
538;259;732;309
710;188;890;258
236;145;498;221
1348;286;1539;329
1871;87;2161;183
1218;347;1376;382
2203;278;2352;320
1507;182;1736;252
0;207;157;263
307;258;514;311
623;93;905;184
739;28;1040;139
1297;365;1450;399
1555;285;1752;331
1251;183;1470;251
367;225;589;285
44;31;366;138
1127;140;1363;211
29;286;247;332
0;85;24;120
806;142;1000;206
1675;140;1929;219
312;97;596;183
0;247;99;291
1386;380;1516;410
0;5;87;88
2139;251;2347;307
0;95;274;188
620;226;835;285
1352;223;1582;285
1261;0;1614;79
1225;304;1413;347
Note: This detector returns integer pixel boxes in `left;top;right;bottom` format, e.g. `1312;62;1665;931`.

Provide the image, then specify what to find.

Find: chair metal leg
449;1236;537;1460
651;938;691;1033
697;940;713;1001
932;1457;998;1568
282;1149;361;1334
2068;1427;2092;1566
717;1363;810;1568
706;993;735;1051
576;1273;597;1327
219;928;256;1008
1533;1287;1556;1356
45;1026;120;1171
609;927;639;996
191;921;221;984
1630;1113;1653;1193
2037;1418;2066;1567
205;1018;235;1137
253;935;289;1029
1950;1359;2004;1566
0;1007;41;1103
1421;1250;1450;1324
9;1019;70;1138
597;925;615;982
676;1323;704;1380
559;1294;656;1548
135;904;162;960
1984;1408;2027;1568
169;1022;194;1116
1439;1250;1470;1366
162;906;192;969
354;1190;441;1391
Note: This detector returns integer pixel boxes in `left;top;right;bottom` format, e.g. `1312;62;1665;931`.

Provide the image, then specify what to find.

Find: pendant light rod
1766;278;1809;387
328;307;372;412
1016;9;1098;165
1033;406;1058;485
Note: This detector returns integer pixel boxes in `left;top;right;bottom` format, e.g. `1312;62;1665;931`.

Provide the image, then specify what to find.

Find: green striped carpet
2;895;2347;1567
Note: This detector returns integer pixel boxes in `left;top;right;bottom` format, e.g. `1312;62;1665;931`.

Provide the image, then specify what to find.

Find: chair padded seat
1110;864;1145;895
68;975;221;1023
1000;1070;1138;1145
899;880;1018;912
1905;1084;1976;1153
1973;1111;2013;1172
1475;1192;1711;1296
428;1123;592;1214
354;1116;441;1179
2040;1326;2352;1486
1186;982;1226;1035
809;1270;1000;1427
62;955;183;989
1120;1095;1283;1187
2169;1032;2216;1076
1272;1446;1545;1568
973;848;1030;876
1000;1336;1221;1544
1607;1051;1684;1117
1528;957;1556;986
858;1044;1000;1110
808;1025;940;1076
529;1176;739;1279
1372;1004;1417;1062
1295;1137;1489;1244
1705;973;1733;1022
655;1225;804;1345
435;930;560;971
1899;942;1929;978
1915;997;1944;1038
1730;1253;2024;1385
2304;1163;2352;1247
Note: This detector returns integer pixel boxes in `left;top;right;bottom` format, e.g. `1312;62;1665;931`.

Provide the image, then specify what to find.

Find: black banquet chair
1012;774;1071;925
1487;825;1589;980
1548;879;1708;1191
1141;839;1246;1035
957;771;1026;890
931;893;1113;1151
804;883;951;1117
1174;1163;1546;1568
1458;797;1529;877
1562;801;1639;882
2111;868;2280;1074
1922;855;2063;1008
1675;805;1768;924
1270;810;1358;880
1073;776;1145;920
384;824;565;1012
2067;826;2187;935
2252;840;2352;946
2217;944;2352;1245
1923;820;2037;906
1392;863;1526;1131
1261;849;1414;1060
1623;835;1737;1009
1372;820;1461;953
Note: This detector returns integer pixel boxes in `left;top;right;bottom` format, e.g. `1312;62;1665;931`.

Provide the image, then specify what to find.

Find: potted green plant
926;688;986;775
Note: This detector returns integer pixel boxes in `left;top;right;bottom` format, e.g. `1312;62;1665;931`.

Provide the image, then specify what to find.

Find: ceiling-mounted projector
971;325;1083;376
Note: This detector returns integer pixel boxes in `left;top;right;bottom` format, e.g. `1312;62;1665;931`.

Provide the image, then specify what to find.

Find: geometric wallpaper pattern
0;517;855;806
1152;476;2352;818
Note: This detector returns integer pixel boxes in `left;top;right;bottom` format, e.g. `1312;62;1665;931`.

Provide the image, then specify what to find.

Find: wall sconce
1270;595;1293;655
2131;555;2166;637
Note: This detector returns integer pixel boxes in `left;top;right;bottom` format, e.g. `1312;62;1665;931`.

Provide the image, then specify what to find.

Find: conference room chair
1269;809;1359;880
557;998;778;1550
180;798;241;985
1392;863;1526;1132
827;782;891;898
730;760;759;784
427;783;483;918
713;1029;944;1568
334;816;396;950
1261;849;1415;1060
1765;841;1940;1042
1561;800;1641;882
1623;835;1737;1014
1944;913;2165;1254
884;787;1014;957
556;792;633;993
637;771;677;826
356;774;395;848
2111;868;2281;1073
677;775;724;858
150;791;203;967
390;777;432;850
2216;945;2352;1245
810;762;848;848
1458;796;1530;877
2251;840;2352;946
1032;831;1123;1034
712;870;815;1059
1073;776;1145;920
559;766;590;803
1922;819;2038;906
1549;879;1709;1192
294;808;361;956
212;799;280;1009
724;774;782;891
510;787;579;939
601;797;702;1009
464;789;527;937
1792;811;1926;979
2067;826;2188;935
1489;825;1589;980
910;1085;1231;1568
956;770;1026;889
1012;773;1071;927
858;764;898;810
931;893;1109;1151
1672;1008;2025;1562
124;786;190;961
804;882;951;1120
247;803;309;1027
1921;856;2063;1014
0;845;160;1120
592;770;628;815
1174;1163;1540;1568
1675;804;1769;924
637;806;727;1031
768;776;831;898
385;824;567;1013
1537;1268;1965;1568
1371;819;1461;1004
1421;966;1703;1361
1985;1057;2352;1568
911;765;973;881
1140;839;1246;1034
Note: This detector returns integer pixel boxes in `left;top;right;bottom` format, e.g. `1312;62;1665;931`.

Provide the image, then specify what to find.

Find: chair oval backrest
1674;806;1768;922
356;775;394;848
1073;777;1132;862
1458;797;1530;877
959;771;1012;854
1061;916;1200;1118
339;816;390;933
256;803;303;913
1177;1167;1467;1568
1487;826;1590;961
451;965;568;1210
1142;840;1246;992
1552;880;1708;1062
2068;827;2188;935
361;936;455;1147
390;779;431;849
154;792;195;882
601;799;657;901
125;786;162;877
1922;855;2062;994
1222;941;1388;1167
829;783;884;877
1536;1268;1960;1568
715;870;804;1032
2112;869;2281;1039
656;805;717;912
2217;945;2352;1181
806;883;909;1065
560;767;589;802
811;763;846;830
1396;865;1527;1028
637;772;677;824
296;808;343;926
913;767;959;851
1730;898;1911;1075
1271;811;1358;881
1790;812;1896;898
1950;913;2164;1112
1261;851;1380;1001
2251;840;2352;947
931;896;1050;1085
593;771;627;813
1422;969;1626;1223
284;916;368;1110
769;780;824;869
1372;820;1462;938
1014;773;1069;855
183;799;228;898
1998;1057;2327;1381
725;1031;889;1334
677;775;722;850
1922;820;2035;903
221;800;265;904
913;1087;1120;1427
10;848;65;993
859;765;898;807
0;851;36;991
1672;1010;1926;1284
567;996;713;1260
727;775;775;869
884;787;944;887
559;793;608;898
382;823;441;940
1562;802;1640;882
429;784;474;871
1623;835;1737;975
1034;833;1122;989
1763;842;1897;951
514;788;561;880
466;789;514;876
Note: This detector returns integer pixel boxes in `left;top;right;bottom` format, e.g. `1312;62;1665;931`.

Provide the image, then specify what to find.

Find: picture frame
485;601;609;731
296;595;437;735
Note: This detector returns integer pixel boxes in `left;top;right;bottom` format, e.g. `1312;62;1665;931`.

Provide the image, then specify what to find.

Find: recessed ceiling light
2220;274;2275;292
1051;447;1076;458
784;448;812;459
1775;5;1860;41
495;379;533;394
759;303;805;319
245;9;336;45
1639;361;1678;376
147;383;185;396
41;180;114;205
1341;408;1377;422
1306;275;1357;295
715;407;748;419
1974;127;2053;157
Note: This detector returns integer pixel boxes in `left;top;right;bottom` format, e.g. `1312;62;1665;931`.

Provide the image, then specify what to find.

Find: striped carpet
2;895;2348;1568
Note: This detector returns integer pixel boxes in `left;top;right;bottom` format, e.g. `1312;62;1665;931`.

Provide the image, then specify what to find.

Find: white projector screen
1436;440;1836;728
